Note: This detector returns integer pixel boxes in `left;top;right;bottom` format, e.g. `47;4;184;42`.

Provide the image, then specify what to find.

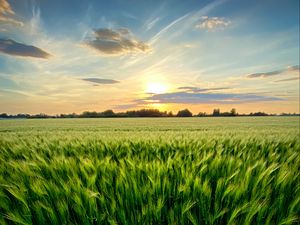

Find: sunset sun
146;82;168;94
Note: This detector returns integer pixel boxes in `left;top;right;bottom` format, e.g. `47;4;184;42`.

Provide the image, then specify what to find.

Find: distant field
0;117;299;224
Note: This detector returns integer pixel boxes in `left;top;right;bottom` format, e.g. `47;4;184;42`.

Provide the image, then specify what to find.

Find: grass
0;117;299;224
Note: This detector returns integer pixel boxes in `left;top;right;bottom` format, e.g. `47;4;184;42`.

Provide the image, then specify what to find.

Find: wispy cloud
82;78;120;84
274;77;299;83
145;17;161;31
0;87;36;98
121;0;229;70
113;103;139;110
0;0;23;26
149;0;229;45
195;16;231;30
0;38;51;58
86;28;150;56
246;65;299;78
0;0;13;15
149;12;191;45
142;1;166;32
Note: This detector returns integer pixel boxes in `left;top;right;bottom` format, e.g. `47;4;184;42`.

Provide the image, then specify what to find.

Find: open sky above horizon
0;0;299;114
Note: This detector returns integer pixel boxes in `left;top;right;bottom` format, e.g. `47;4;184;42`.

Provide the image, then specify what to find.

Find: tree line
0;108;299;119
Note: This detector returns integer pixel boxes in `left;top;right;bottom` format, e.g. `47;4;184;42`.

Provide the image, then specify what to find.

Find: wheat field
0;117;299;224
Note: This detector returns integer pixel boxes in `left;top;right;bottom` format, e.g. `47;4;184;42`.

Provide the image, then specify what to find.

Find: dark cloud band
137;91;282;104
82;78;120;84
178;86;230;93
0;39;51;58
246;66;299;78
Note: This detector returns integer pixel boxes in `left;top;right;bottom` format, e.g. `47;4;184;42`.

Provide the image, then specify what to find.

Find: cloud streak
0;39;51;58
149;12;191;45
195;16;231;30
246;65;299;78
274;77;299;83
82;78;120;84
86;28;150;56
0;0;13;15
0;0;23;26
178;86;230;93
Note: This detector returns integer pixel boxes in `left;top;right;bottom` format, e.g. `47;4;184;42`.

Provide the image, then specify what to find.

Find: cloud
195;16;231;30
145;17;160;31
0;0;14;16
149;12;191;45
0;16;23;26
0;0;23;26
0;38;51;58
113;103;139;110
287;65;300;70
149;0;228;45
246;65;300;78
86;28;150;55
274;77;299;83
137;91;282;104
178;86;230;93
82;78;120;84
247;70;282;78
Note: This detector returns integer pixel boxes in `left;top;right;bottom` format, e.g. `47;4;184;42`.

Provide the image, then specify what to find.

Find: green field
0;117;299;224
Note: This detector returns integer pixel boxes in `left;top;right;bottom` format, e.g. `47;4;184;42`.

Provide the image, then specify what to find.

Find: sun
146;82;167;94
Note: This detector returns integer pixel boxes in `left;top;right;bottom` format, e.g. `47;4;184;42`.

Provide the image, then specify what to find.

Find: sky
0;0;299;115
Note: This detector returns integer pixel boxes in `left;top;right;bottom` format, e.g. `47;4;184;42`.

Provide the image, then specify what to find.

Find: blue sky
0;0;299;114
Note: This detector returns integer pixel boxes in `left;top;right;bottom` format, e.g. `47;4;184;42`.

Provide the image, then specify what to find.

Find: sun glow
146;82;168;94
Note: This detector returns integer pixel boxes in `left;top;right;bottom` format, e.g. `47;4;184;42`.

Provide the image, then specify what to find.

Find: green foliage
0;117;299;224
177;109;193;117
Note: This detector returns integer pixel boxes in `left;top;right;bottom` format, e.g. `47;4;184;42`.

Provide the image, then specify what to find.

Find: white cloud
195;16;231;30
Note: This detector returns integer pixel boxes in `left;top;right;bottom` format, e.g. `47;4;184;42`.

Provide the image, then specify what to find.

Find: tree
168;111;174;117
80;111;98;118
212;108;220;116
177;109;193;117
250;112;268;116
0;113;8;118
197;112;207;117
230;108;237;116
102;110;115;117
